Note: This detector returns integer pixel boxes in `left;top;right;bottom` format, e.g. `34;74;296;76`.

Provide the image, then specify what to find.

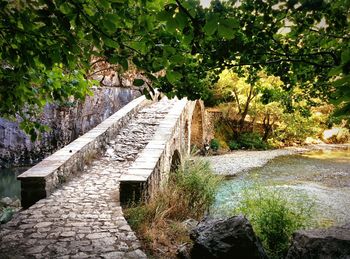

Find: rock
177;243;192;259
106;148;114;157
189;215;267;259
1;197;13;206
286;223;350;259
10;198;21;208
0;208;14;224
181;218;198;231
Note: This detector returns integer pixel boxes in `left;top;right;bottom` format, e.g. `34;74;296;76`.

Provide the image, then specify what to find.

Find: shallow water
0;167;28;200
214;148;350;225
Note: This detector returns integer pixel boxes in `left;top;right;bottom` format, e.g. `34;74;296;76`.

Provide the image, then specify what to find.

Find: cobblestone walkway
0;98;177;258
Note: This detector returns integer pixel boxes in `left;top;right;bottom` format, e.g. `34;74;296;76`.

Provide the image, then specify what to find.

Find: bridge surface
0;97;193;258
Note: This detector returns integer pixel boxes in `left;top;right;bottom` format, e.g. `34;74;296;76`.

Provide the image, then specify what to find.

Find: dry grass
124;158;222;258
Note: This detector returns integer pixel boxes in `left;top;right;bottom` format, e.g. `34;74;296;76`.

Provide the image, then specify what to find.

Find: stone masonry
0;87;140;168
0;98;178;258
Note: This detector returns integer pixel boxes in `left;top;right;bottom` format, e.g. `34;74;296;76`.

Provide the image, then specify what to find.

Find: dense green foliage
1;0;349;136
234;186;315;259
209;138;220;151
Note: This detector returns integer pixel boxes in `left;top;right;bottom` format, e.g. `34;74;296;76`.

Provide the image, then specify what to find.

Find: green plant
234;186;315;259
228;140;239;150
210;139;220;151
238;132;267;150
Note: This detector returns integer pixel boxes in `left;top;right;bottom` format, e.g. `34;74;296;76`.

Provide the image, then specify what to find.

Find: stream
0;167;28;201
213;148;350;226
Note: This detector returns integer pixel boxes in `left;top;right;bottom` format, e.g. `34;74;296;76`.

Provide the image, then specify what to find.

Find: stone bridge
0;95;206;258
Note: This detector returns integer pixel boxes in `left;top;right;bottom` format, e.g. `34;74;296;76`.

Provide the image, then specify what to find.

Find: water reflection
0;167;28;200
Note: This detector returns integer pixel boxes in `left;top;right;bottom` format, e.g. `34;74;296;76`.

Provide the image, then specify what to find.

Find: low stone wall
0;87;140;168
119;98;198;205
18;95;151;208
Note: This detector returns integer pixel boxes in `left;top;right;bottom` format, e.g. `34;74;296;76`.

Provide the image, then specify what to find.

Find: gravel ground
204;144;350;176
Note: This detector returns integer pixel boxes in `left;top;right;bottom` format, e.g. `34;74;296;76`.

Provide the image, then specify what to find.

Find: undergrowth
124;158;222;258
233;185;315;259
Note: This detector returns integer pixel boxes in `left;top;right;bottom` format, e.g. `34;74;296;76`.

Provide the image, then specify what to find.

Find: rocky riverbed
207;144;350;226
204;144;350;176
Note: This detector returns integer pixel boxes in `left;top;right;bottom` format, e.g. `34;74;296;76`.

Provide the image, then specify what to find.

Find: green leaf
218;19;236;39
129;41;148;54
166;70;182;84
59;3;73;14
175;12;187;31
133;79;145;86
103;14;121;32
204;17;219;36
103;37;119;48
170;54;185;65
119;58;128;71
98;0;111;9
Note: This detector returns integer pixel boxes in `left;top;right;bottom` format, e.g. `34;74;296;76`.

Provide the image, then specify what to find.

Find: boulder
189;215;267;259
181;218;199;231
286;223;350;259
0;197;12;206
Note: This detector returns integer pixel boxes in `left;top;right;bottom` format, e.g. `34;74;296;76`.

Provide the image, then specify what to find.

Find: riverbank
204;144;350;176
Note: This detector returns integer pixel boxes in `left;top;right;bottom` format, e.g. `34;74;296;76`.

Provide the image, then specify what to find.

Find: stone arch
170;149;181;173
190;101;204;149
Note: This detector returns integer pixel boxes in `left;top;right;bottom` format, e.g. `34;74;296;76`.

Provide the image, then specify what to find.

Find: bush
210;139;220;151
233;186;315;259
124;158;222;257
228;140;239;150
238;132;267;150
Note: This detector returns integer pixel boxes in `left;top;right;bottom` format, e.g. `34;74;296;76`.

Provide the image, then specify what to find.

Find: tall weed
233;185;315;259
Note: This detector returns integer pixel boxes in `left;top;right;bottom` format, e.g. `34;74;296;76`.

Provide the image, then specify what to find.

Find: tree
215;69;284;137
1;0;349;137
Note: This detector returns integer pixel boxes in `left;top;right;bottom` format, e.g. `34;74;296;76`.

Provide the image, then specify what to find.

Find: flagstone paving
0;98;177;258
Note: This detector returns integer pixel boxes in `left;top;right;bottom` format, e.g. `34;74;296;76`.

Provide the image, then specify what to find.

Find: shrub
210;138;220;151
228;140;239;150
238;132;267;150
233;186;315;259
124;158;222;257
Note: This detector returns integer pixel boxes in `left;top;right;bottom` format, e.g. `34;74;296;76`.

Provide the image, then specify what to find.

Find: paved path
0;98;177;258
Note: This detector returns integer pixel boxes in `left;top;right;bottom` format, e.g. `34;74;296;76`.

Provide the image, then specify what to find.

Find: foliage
124;158;222;257
274;111;319;145
234;186;315;259
228;140;239;150
1;0;349;137
238;132;268;150
209;138;220;151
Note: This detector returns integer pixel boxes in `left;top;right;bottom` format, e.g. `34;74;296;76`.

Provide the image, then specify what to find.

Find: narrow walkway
0;98;177;258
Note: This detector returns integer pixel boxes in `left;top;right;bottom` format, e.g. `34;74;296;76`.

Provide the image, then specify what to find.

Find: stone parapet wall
119;98;200;205
0;87;140;168
18;95;152;208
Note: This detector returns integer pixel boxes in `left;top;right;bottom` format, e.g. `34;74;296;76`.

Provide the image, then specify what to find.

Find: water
0;167;28;200
214;149;350;225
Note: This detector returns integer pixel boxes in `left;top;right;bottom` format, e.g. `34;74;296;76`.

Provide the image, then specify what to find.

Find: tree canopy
0;0;349;135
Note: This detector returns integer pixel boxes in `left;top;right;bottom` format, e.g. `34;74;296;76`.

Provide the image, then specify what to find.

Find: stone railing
18;95;152;208
119;98;194;205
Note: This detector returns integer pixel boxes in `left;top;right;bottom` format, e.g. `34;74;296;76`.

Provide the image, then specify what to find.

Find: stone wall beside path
0;87;140;168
